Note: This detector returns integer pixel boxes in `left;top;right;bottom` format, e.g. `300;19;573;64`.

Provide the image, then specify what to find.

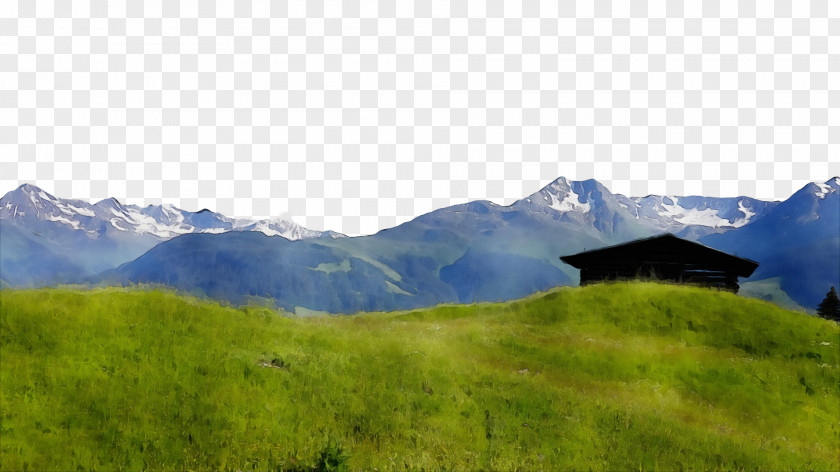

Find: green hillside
1;283;838;471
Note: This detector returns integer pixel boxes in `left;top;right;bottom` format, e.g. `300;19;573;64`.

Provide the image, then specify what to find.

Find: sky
2;0;838;235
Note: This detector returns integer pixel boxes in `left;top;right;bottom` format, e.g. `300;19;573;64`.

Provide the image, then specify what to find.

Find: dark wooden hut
560;233;758;293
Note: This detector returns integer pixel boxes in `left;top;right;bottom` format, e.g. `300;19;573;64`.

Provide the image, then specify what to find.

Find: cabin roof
560;233;759;278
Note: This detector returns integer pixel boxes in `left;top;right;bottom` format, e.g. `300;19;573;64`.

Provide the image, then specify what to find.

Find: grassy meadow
1;282;838;471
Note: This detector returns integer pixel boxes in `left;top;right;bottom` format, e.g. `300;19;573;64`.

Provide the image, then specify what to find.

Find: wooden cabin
560;234;758;293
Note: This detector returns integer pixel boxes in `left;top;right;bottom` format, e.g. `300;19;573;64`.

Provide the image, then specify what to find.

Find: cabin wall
579;263;741;293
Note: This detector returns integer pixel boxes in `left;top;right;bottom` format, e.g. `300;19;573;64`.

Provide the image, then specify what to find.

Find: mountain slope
0;220;83;286
99;231;461;314
702;178;840;309
2;283;837;470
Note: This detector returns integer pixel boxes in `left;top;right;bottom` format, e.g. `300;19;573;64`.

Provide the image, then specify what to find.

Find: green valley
1;282;838;470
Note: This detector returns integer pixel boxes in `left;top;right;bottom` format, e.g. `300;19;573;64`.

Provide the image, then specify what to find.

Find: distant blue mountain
98;231;461;314
702;178;840;309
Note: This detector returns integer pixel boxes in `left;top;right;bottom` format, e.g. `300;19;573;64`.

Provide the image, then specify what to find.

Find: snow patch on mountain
533;178;592;214
64;203;95;217
251;221;285;237
656;196;751;228
55;204;74;216
123;208;195;238
38;190;55;202
109;218;128;231
246;217;323;239
47;214;81;230
735;201;755;227
814;182;832;199
548;187;591;213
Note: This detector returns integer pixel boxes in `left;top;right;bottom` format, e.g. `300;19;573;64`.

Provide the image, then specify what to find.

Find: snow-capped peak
813;178;838;199
246;215;323;239
547;185;591;213
526;177;592;214
95;197;126;212
6;183;55;206
4;185;59;216
17;183;45;197
814;183;831;199
1;184;330;242
548;176;572;190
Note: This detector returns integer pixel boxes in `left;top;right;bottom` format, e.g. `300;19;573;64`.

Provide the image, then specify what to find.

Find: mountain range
0;184;342;285
1;178;837;313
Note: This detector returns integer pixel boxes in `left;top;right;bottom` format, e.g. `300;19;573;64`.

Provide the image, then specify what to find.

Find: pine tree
816;286;840;322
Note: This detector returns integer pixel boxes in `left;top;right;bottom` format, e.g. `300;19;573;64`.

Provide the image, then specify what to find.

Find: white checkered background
1;1;838;236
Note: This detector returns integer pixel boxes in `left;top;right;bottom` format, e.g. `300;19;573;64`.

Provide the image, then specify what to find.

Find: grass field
1;282;838;471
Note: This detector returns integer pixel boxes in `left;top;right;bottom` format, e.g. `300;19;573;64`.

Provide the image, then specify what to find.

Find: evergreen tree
816;286;840;322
